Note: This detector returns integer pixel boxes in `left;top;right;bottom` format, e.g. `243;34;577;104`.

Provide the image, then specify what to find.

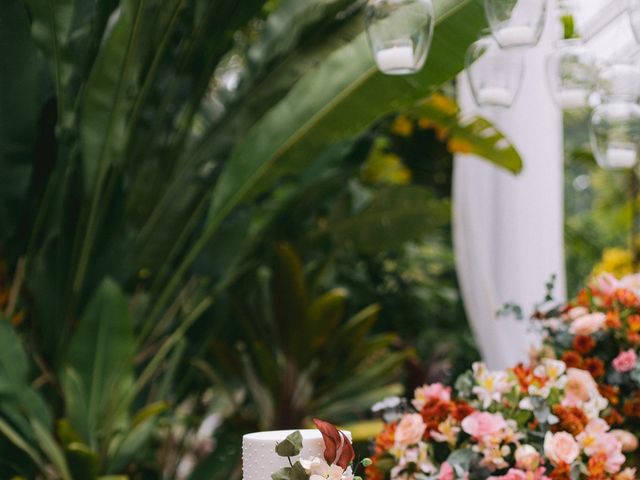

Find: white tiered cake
242;429;352;480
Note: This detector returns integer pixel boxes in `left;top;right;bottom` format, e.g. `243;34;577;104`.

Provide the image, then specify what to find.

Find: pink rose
544;432;579;466
611;429;639;452
613;349;637;373
566;306;589;320
515;444;541;471
488;468;550;480
438;461;454;480
591;273;620;297
563;368;598;404
602;436;625;474
412;383;451;410
394;413;426;447
461;412;507;440
569;312;606;335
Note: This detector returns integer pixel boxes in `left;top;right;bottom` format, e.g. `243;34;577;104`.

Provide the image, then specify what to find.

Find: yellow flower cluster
593;248;635;279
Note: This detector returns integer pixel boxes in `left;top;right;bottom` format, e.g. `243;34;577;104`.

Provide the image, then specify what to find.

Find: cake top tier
243;429;324;442
242;429;352;480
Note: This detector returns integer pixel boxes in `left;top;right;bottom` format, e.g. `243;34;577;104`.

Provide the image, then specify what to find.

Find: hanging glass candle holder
365;0;435;75
630;0;640;43
589;64;640;170
484;0;547;49
465;35;525;109
546;39;596;110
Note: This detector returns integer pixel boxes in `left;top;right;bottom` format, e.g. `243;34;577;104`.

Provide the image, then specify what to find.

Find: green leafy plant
0;0;521;477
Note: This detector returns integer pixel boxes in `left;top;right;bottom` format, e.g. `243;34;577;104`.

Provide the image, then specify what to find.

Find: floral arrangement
271;418;370;480
366;360;636;479
534;272;640;459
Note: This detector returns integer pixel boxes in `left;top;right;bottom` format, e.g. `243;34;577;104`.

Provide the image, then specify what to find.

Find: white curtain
453;13;566;369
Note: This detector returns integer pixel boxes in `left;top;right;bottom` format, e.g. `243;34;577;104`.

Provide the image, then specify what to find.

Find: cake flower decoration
271;418;369;480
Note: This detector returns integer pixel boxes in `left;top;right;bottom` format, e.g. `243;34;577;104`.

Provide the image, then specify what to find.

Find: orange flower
599;384;620;406
623;393;640;418
627;331;640;345
572;335;596;354
550;462;572;480
606;310;622;329
605;408;624;426
583;357;605;379
365;459;386;480
587;453;607;478
576;289;591;307
628;314;640;333
374;422;396;454
561;351;583;369
615;288;640;307
552;405;589;436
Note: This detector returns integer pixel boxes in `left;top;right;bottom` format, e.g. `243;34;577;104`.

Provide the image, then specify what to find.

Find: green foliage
210;243;406;430
275;431;303;457
0;0;520;477
564;112;636;293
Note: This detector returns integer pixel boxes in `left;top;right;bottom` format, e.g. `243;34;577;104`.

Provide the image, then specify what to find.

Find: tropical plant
0;0;521;477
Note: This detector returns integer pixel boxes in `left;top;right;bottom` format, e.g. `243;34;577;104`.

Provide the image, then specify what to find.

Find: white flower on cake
299;457;354;480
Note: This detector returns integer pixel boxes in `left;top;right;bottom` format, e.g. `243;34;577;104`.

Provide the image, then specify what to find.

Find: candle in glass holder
495;25;536;48
606;146;638;168
477;87;512;107
375;43;416;74
558;89;589;110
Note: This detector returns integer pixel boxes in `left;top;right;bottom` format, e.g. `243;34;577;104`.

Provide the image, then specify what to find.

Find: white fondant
242;429;352;480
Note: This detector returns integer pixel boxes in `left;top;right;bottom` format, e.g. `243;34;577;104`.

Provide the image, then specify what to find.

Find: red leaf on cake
336;431;355;469
312;418;341;464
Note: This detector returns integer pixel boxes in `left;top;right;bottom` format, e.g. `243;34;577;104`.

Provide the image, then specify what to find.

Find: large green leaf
61;279;135;448
25;0;74;116
80;0;145;192
206;0;488;229
412;94;522;172
0;321;51;434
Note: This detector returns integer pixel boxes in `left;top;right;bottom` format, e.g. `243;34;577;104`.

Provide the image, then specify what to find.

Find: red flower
572;335;596;354
583;357;605;379
561;351;583;369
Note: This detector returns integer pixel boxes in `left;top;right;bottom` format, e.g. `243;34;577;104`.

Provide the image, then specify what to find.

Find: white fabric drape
453;13;566;369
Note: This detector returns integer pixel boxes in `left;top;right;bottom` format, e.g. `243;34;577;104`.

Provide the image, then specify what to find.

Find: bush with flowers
366;360;636;480
533;272;640;464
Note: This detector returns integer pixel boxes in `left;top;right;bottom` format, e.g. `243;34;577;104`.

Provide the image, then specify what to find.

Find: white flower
472;362;515;408
390;442;436;479
300;457;354;480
